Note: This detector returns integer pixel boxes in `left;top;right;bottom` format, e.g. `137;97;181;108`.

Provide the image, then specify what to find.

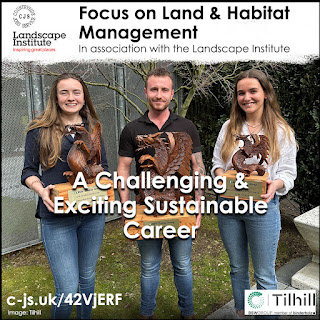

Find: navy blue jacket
21;121;109;219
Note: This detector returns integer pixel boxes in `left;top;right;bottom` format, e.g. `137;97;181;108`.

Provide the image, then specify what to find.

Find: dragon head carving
232;133;270;176
234;134;251;155
234;134;250;143
136;132;167;151
64;123;85;135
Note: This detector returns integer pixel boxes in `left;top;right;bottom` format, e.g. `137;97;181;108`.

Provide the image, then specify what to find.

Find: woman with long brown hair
21;73;109;319
211;69;297;318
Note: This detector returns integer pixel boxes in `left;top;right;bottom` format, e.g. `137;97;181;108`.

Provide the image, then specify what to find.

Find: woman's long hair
221;69;297;164
26;73;100;169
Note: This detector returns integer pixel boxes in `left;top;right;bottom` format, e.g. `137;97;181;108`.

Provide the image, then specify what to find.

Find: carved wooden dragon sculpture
63;122;103;185
232;134;270;176
136;132;193;215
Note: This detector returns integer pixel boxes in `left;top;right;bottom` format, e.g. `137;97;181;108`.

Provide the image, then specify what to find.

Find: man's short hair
145;67;173;88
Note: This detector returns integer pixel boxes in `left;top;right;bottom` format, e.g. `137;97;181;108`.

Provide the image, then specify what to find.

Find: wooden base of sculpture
50;177;114;211
222;170;268;201
125;205;197;240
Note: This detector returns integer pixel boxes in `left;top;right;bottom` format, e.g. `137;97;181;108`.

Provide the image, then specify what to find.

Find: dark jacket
21;120;109;219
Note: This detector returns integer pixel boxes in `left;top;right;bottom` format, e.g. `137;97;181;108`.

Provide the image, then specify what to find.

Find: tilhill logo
13;5;35;28
272;292;316;306
245;290;317;316
247;291;264;309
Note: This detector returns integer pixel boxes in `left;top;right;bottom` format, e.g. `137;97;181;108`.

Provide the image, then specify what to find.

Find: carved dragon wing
90;122;102;163
164;132;193;178
257;135;270;164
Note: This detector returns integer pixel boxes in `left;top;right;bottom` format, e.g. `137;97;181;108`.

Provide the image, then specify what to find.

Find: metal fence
2;62;173;254
1;67;41;254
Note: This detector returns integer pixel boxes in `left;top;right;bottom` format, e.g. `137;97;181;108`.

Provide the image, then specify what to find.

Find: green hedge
186;60;319;214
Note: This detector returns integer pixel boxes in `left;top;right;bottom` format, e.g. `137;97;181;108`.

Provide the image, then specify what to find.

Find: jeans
217;195;281;312
137;237;194;317
41;213;105;319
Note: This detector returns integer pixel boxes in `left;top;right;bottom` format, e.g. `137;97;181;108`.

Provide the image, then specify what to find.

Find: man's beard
149;101;170;112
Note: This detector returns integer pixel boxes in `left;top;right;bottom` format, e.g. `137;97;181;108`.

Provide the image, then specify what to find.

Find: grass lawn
2;199;311;319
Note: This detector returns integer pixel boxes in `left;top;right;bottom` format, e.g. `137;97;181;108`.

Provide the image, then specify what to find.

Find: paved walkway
206;256;319;319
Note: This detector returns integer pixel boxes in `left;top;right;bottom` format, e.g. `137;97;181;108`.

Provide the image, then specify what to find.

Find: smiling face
144;75;174;113
237;78;266;118
56;78;85;117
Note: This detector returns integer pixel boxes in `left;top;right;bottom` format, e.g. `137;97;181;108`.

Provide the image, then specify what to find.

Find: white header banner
2;2;319;63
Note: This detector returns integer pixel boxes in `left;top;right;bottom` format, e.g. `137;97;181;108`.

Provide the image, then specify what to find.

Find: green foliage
186;60;320;213
271;61;319;213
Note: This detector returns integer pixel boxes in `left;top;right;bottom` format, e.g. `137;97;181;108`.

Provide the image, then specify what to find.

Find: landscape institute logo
13;5;36;28
12;5;66;54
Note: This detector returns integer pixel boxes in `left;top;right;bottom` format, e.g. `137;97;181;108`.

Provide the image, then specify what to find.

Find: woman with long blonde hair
21;73;109;319
211;69;297;318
